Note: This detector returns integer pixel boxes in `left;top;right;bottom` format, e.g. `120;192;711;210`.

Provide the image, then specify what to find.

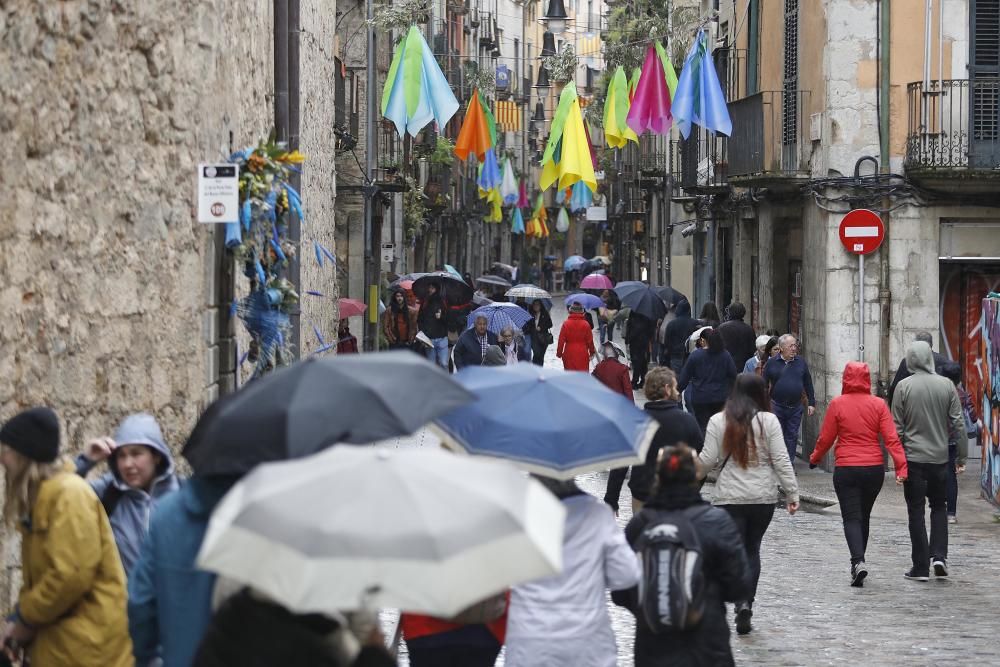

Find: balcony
905;79;1000;193
727;90;811;190
672;130;728;194
637;135;669;177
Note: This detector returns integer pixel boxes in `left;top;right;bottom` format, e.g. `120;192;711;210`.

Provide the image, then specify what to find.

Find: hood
568;311;586;320
675;299;692;318
841;362;872;394
905;341;935;375
110;413;175;484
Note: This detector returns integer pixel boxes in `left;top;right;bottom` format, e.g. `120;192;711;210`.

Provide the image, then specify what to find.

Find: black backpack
636;505;710;633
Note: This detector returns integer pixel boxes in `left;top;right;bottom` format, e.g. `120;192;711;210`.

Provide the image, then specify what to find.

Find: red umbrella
580;274;614;290
338;298;367;319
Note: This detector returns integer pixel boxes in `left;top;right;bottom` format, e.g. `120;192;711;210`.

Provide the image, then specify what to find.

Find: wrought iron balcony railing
905;79;1000;170
727;90;810;182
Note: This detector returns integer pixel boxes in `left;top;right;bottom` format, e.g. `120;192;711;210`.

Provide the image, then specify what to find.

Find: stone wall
0;0;339;602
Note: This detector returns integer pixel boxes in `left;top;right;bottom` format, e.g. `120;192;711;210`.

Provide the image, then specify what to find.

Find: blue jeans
599;320;615;343
425;336;449;368
771;401;804;462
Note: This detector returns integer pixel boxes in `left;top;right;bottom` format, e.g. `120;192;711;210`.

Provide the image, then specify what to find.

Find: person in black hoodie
523;299;554;366
625;311;655;389
613;444;751;667
678;328;737;433
417;283;450;368
718;302;756;371
662;299;700;373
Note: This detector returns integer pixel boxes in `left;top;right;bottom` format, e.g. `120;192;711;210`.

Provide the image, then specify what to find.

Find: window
782;0;799;146
971;0;999;144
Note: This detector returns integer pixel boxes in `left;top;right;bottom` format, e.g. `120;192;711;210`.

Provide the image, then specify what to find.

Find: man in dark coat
718;302;756;370
662;299;700;373
453;315;499;370
625;311;655;389
887;331;949;405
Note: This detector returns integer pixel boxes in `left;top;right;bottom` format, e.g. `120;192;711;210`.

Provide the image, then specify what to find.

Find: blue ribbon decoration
224;221;242;248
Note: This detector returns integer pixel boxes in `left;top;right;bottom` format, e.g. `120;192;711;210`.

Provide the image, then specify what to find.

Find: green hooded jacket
891;341;968;466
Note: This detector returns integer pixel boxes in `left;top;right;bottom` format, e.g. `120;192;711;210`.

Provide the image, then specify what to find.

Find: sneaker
904;569;929;582
735;604;753;635
851;562;868;587
948;515;957;524
932;559;948;577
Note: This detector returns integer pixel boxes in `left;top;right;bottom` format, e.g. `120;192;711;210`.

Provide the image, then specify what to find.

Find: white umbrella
196;446;566;617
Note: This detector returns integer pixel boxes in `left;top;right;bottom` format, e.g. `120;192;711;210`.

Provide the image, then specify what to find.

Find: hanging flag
603;66;632;148
517;179;530;208
556;207;570;233
500;158;519;205
626;44;673;136
477;148;502;191
381;26;460;137
655;40;679;98
570;181;593;212
540;81;597;193
454;88;493;162
672;30;733;138
495;100;522;132
511;207;525;234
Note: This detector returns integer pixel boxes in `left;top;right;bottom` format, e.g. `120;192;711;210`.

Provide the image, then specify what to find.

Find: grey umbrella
476;275;512;288
182;351;475;476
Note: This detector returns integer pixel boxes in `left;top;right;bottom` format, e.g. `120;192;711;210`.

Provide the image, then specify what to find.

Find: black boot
735;602;753;635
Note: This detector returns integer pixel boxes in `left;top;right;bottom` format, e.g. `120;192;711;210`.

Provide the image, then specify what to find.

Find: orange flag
454;89;493;162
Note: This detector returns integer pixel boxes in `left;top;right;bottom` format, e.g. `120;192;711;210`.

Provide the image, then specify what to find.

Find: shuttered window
971;0;999;143
782;0;799;146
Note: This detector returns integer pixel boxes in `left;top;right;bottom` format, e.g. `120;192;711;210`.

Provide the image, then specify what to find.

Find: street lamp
531;101;547;132
534;65;551;95
540;0;570;35
540;31;557;58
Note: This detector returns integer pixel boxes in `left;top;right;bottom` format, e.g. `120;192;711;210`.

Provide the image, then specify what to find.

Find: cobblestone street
384;302;1000;666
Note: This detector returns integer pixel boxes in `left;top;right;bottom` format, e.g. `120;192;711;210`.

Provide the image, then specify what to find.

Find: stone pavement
384;299;1000;665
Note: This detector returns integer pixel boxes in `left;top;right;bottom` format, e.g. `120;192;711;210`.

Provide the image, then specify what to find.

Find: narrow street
385;301;1000;666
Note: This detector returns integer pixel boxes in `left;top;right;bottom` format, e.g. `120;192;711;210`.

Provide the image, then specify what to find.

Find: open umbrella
336;298;367;319
655;285;687;308
580;273;614;290
413;272;475;304
613;281;668;320
381;26;460;138
506;284;553;307
477;274;512;289
392;272;427;285
590;255;612;265
490;262;515;279
564;293;604;310
197;446;565;616
433;364;657;479
182;352;475;476
443;264;463;280
472;293;494;307
563;255;586;271
467;302;532;334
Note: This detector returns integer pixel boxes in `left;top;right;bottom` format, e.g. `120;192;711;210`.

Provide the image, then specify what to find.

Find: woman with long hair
810;362;908;586
382;288;417;350
699;301;721;327
0;407;132;666
677;328;737;433
523;299;554;366
698;375;799;636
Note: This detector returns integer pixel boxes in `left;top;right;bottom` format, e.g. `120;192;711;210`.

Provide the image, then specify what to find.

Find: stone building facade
1;0;339;601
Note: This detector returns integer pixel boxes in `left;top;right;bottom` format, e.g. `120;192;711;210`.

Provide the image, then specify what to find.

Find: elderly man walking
763;334;816;462
892;341;968;581
454;315;499;370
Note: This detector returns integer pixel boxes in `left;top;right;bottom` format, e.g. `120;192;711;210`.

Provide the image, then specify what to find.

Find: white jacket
504;494;639;667
699;411;800;505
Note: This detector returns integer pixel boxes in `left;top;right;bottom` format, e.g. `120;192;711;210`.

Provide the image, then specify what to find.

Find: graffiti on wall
980;298;1000;507
939;265;1000;415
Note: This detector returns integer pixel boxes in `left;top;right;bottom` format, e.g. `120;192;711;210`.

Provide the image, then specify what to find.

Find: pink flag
517;179;529;208
626;45;673;136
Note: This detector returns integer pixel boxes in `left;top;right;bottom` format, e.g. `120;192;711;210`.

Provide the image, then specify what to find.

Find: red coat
810;361;908;477
592;358;634;402
557;312;595;371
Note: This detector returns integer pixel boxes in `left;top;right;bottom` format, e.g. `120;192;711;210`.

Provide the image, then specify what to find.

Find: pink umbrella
580;274;614;290
338;298;367;318
626;44;673;136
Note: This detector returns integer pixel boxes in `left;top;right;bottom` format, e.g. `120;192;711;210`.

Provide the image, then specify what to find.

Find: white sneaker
932;559;948;577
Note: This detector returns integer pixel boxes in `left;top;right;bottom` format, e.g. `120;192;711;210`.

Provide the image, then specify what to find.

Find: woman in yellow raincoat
0;407;132;666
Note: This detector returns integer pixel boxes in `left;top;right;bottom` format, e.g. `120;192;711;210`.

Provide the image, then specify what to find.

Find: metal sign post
839;209;885;361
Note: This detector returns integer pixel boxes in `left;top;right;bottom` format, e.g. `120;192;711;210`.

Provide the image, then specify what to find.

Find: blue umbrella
564;255;586;271
565;293;603;310
443;264;463;280
467;302;532;334
433;364;657;479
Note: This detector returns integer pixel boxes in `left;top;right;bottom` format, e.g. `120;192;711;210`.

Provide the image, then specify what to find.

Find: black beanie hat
0;407;60;463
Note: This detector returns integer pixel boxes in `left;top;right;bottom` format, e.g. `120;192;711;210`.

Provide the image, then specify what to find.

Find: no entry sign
839;209;884;255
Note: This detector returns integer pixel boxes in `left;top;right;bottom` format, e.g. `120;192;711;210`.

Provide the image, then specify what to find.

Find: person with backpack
613;444;751;667
698;374;799;635
75;412;181;577
505;477;639;667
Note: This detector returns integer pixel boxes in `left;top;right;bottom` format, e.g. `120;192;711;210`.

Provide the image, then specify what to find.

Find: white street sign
381;243;395;264
197;164;239;223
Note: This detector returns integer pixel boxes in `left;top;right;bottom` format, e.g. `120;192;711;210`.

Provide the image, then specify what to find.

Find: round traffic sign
839;209;885;255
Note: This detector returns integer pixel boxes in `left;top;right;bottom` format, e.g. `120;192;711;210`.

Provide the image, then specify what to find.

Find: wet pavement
382;300;1000;665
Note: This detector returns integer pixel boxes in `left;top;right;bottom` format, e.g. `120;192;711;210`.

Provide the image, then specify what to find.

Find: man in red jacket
810;362;907;586
557;302;597;371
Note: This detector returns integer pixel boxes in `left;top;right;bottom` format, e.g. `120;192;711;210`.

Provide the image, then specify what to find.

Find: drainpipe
287;0;302;357
363;0;379;351
877;0;892;395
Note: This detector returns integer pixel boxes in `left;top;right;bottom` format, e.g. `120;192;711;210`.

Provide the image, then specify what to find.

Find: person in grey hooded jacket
76;412;181;577
891;341;967;581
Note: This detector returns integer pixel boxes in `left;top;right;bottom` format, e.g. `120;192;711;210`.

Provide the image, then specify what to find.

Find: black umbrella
412;272;475;304
655;286;687;308
613;281;668;321
182;351;475;476
476;275;512;288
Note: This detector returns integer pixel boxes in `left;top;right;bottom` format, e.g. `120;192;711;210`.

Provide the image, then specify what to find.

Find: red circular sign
839;209;885;255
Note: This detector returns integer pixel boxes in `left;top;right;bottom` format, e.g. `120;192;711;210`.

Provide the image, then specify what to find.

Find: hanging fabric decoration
500;157;519;204
626;44;673;136
655;40;679;98
517;179;530;208
454;88;493;162
672;30;733;138
540;81;597;193
511;206;526;234
603;66;638;148
556;207;570;233
381;26;460;137
570;181;593;212
477;149;502;191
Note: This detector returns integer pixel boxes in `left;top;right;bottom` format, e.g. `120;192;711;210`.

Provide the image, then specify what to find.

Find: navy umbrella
613;281;668;320
433;364;657;480
655;286;687;308
183;352;475;476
